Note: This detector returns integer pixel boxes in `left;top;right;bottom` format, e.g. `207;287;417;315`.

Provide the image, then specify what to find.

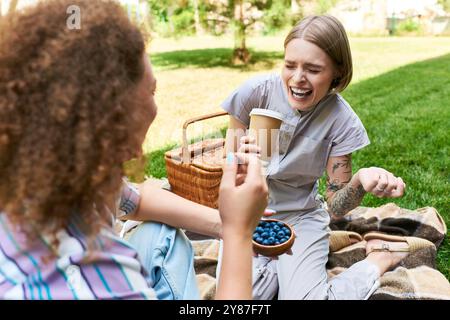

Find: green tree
229;0;271;64
262;0;292;34
148;0;196;36
438;0;450;12
192;0;204;35
316;0;339;14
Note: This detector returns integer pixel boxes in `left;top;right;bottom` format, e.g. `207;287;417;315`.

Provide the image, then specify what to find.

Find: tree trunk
8;0;19;14
138;0;153;37
291;0;300;13
232;0;250;65
167;5;174;34
192;0;204;35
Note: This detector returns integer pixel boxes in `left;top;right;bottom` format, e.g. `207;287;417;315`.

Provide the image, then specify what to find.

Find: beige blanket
192;203;450;300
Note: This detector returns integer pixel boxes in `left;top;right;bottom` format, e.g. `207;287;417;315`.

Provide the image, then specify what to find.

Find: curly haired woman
0;0;267;300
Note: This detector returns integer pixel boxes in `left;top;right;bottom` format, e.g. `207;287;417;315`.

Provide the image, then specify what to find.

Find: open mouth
290;87;312;100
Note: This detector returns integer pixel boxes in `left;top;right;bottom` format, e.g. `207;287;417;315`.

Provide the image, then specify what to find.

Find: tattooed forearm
326;177;350;193
331;157;351;174
328;183;366;216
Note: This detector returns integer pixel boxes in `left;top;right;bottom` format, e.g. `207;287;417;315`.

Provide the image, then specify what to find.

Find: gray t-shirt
221;73;370;214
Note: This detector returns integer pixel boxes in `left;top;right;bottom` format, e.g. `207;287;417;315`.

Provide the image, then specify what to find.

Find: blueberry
264;227;271;233
277;231;285;238
275;241;280;245
253;233;260;240
255;227;264;233
277;221;285;227
269;231;277;238
261;232;269;238
283;228;291;236
256;237;263;243
273;225;280;231
262;239;270;245
267;237;275;245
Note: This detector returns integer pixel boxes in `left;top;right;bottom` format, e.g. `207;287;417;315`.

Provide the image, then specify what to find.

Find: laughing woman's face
282;38;338;112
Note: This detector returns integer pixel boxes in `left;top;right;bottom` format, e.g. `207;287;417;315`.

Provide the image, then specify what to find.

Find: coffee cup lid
249;108;284;121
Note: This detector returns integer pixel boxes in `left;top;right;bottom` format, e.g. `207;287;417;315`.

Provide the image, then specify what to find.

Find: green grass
151;48;283;70
142;36;450;277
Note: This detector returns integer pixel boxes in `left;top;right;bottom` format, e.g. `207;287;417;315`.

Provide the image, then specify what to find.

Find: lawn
141;36;450;278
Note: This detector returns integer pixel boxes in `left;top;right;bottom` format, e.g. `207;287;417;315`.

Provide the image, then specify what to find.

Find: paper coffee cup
248;109;283;163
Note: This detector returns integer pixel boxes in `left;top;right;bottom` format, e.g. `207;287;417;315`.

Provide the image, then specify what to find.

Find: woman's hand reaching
219;153;268;236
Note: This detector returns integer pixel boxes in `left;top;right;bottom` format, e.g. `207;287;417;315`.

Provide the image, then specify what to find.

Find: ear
331;77;341;89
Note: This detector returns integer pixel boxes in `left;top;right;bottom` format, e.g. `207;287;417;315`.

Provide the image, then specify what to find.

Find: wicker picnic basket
164;111;228;208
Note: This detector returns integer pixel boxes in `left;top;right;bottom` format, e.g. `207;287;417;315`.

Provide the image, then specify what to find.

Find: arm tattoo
326;154;365;216
328;183;366;216
331;158;351;174
326;177;350;193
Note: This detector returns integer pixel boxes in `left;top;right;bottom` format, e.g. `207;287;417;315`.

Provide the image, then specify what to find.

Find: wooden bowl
252;219;295;256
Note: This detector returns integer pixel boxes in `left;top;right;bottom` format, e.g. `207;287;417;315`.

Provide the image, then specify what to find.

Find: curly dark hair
0;0;147;249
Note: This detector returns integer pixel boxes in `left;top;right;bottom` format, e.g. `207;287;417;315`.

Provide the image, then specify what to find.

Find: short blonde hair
284;15;353;92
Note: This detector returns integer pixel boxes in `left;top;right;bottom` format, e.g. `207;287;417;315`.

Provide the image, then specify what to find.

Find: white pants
217;207;380;300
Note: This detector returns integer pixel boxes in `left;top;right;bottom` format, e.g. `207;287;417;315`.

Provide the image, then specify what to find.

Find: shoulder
323;94;360;120
318;94;365;131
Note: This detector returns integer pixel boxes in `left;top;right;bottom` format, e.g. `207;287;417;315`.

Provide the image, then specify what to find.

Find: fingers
373;173;405;198
373;173;389;197
238;144;261;154
263;209;276;217
235;173;246;186
360;168;406;199
220;153;238;189
383;173;398;194
243;155;268;208
389;177;406;198
240;136;256;145
238;136;260;155
244;155;265;187
234;152;259;166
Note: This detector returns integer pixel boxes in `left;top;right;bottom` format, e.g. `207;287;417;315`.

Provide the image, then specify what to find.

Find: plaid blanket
192;203;450;300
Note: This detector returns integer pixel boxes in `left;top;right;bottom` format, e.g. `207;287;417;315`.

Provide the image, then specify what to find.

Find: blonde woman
222;15;432;299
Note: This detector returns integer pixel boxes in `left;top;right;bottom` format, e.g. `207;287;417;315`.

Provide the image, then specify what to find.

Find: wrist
351;169;364;189
221;226;253;241
352;169;362;186
351;169;367;195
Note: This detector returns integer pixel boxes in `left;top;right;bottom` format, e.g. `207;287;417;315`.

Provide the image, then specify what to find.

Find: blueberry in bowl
252;219;295;256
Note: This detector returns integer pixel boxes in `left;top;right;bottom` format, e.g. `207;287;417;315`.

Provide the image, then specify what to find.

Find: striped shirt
0;181;156;300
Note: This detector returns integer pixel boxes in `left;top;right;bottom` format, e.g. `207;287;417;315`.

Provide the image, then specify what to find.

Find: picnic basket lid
165;138;225;172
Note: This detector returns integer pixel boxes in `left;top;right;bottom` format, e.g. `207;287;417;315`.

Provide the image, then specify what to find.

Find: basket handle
182;111;228;163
